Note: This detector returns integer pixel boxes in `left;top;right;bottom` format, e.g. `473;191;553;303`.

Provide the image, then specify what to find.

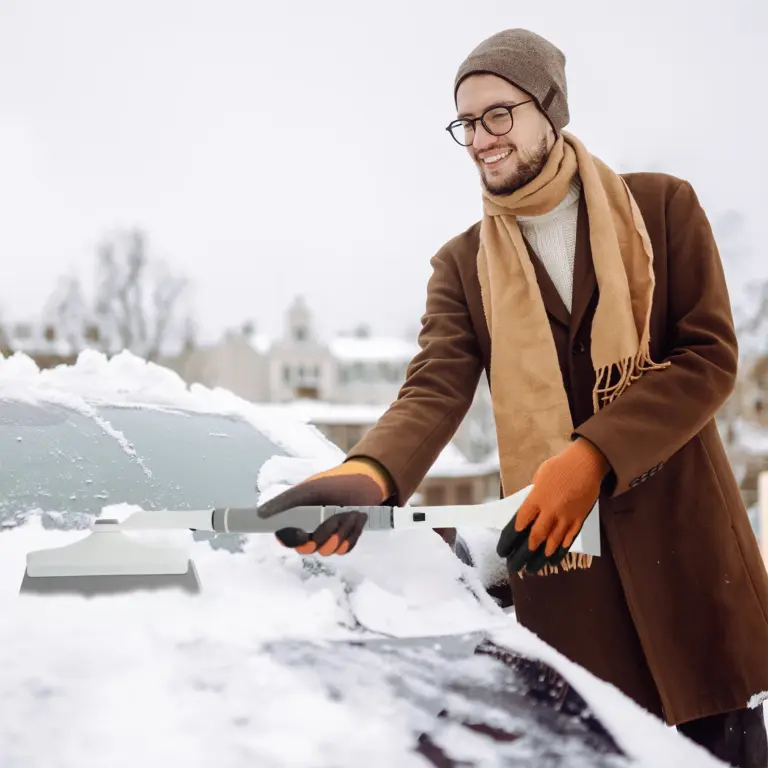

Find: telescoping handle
107;486;534;535
106;483;599;556
208;485;535;534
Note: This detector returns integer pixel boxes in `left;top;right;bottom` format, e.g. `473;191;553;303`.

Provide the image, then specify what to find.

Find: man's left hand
497;438;610;569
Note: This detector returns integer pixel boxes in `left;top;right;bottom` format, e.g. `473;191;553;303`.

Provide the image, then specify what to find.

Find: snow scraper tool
20;485;600;597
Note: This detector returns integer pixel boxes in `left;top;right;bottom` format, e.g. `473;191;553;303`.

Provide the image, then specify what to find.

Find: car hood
1;522;725;768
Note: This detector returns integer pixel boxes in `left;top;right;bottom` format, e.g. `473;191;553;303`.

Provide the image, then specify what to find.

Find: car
0;351;726;767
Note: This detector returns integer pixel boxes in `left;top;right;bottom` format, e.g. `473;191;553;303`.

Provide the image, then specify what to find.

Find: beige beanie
454;29;570;135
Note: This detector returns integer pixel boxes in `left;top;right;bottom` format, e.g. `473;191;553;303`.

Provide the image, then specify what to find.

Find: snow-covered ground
0;351;730;767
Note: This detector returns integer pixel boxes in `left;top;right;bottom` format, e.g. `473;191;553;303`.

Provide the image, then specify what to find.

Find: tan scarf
477;132;670;574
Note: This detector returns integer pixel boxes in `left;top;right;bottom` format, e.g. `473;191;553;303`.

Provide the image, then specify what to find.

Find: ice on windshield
97;404;288;509
0;399;291;526
0;399;158;526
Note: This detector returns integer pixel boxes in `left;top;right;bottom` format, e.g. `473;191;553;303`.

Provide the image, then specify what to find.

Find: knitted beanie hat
454;29;569;135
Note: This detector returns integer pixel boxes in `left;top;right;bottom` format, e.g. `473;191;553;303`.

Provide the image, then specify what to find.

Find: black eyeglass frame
445;100;535;146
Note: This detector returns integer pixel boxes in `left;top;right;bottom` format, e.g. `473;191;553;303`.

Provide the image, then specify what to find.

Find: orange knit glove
511;438;609;557
256;458;395;557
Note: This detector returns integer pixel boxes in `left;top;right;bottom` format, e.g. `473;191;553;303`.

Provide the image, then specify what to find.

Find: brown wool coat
347;172;768;726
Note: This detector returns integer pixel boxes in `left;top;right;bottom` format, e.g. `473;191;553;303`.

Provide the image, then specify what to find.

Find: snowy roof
266;399;388;426
329;335;419;364
215;328;272;356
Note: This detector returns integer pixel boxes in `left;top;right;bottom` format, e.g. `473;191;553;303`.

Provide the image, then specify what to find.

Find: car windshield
0;398;287;527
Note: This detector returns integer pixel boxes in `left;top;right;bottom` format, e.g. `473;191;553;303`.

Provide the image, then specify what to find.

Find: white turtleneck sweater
516;177;582;312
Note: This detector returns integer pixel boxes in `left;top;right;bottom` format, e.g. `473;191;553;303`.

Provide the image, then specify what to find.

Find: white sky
1;0;766;343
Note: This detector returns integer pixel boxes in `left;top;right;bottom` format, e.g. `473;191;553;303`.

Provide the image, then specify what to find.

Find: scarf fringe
516;552;594;579
592;345;671;411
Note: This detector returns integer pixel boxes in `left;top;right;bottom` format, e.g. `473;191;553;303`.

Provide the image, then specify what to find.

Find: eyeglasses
445;100;534;146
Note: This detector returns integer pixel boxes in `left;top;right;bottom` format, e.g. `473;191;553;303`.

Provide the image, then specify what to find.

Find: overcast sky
1;0;766;345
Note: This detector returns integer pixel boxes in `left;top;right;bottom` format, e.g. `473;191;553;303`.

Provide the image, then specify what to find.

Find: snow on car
0;350;726;767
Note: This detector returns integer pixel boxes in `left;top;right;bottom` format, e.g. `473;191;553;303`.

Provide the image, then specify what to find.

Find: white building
173;321;271;403
328;330;418;405
267;296;336;403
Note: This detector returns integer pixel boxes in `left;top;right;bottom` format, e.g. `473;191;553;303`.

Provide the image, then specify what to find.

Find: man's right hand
256;458;394;557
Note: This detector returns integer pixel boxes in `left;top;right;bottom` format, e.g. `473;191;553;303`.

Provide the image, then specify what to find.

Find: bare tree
49;227;194;362
46;273;92;352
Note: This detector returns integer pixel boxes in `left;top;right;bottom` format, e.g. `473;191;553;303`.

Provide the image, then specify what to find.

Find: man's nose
472;123;498;152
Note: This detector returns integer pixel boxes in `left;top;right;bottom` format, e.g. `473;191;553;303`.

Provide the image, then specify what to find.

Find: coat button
572;341;586;355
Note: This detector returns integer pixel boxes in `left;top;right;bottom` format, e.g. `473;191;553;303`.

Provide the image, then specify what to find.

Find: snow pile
0;349;344;464
0;520;505;768
0;518;725;767
459;527;509;589
256;454;336;504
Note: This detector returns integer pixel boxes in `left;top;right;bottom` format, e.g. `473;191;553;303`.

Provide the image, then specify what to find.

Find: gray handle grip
211;505;393;534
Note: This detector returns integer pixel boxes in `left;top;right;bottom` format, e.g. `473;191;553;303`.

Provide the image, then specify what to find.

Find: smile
482;150;511;166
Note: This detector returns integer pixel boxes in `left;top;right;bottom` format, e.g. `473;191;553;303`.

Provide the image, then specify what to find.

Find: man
258;29;768;767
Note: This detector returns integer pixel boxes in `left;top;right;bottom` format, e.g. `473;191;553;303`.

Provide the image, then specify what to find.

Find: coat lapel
522;236;570;329
569;192;597;342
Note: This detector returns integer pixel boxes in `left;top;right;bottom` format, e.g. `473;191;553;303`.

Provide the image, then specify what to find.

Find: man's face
455;74;555;196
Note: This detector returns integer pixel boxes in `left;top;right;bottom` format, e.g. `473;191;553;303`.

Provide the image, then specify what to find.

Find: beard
478;135;550;196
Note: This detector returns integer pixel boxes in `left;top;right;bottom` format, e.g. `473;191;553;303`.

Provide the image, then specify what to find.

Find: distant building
172;321;271;402
267;296;336;402
168;295;495;464
264;296;420;406
328;328;418;406
173;296;422;406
